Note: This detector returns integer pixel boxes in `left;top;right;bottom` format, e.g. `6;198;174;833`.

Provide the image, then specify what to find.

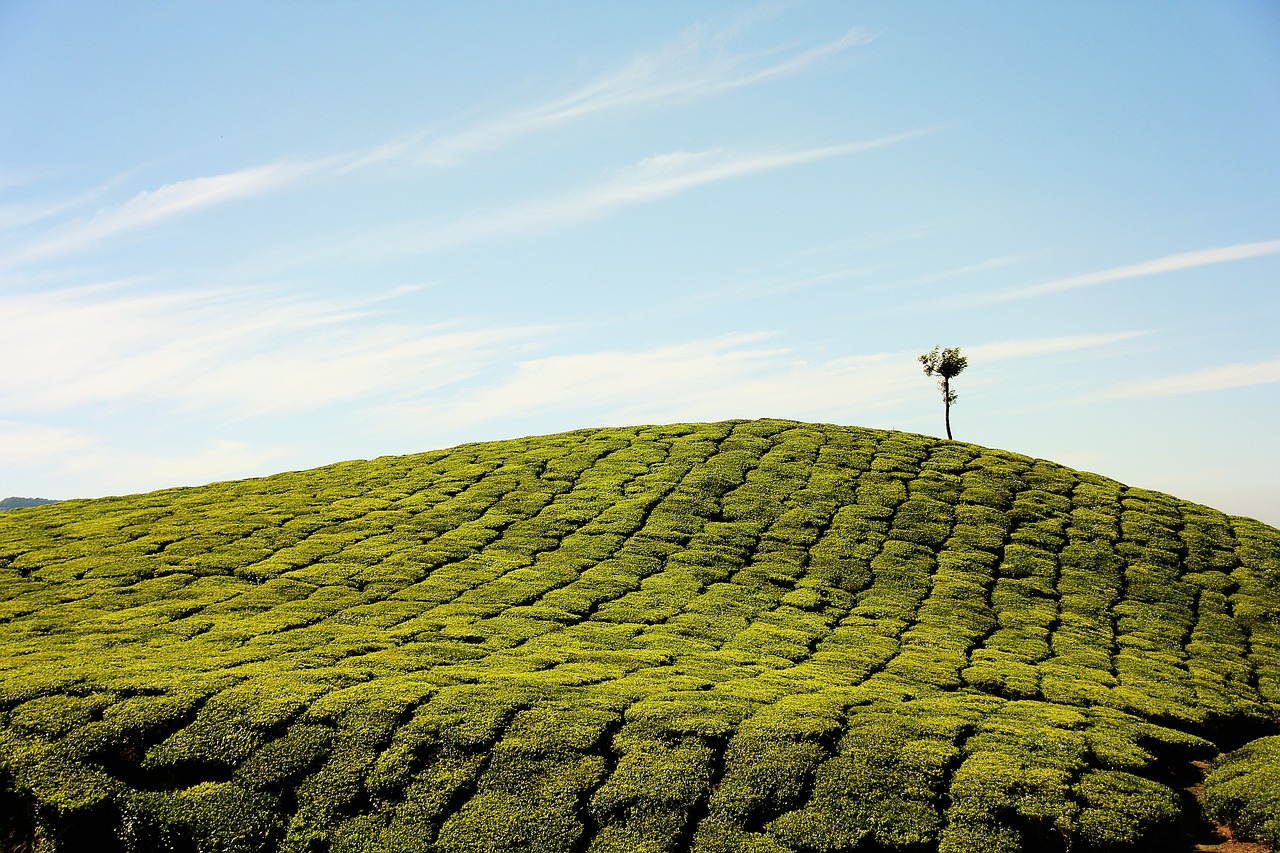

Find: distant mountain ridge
0;496;55;511
0;420;1277;852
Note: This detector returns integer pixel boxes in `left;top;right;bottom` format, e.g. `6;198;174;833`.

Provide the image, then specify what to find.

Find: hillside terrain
1;419;1278;853
0;498;56;512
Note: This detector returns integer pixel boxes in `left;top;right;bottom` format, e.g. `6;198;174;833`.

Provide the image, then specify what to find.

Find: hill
1;419;1278;853
0;497;56;511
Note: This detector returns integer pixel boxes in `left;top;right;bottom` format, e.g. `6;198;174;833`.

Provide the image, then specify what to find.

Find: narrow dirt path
1193;828;1272;853
1186;759;1271;853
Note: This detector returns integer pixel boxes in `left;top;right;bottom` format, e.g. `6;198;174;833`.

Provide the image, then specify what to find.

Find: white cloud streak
0;422;98;466
404;27;874;168
0;284;547;417
986;239;1280;303
2;22;872;270
331;132;932;262
1091;356;1280;400
57;439;287;496
0;160;335;270
0;418;296;497
963;331;1148;361
0;185;116;232
906;254;1034;287
376;330;1139;439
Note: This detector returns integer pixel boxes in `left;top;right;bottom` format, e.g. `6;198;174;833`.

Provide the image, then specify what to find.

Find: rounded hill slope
1;420;1278;853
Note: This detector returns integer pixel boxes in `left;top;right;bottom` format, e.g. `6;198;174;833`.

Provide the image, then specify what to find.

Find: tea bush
1;419;1278;852
1203;735;1280;847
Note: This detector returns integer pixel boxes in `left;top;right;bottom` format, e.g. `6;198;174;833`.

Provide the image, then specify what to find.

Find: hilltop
1;419;1278;853
0;497;56;512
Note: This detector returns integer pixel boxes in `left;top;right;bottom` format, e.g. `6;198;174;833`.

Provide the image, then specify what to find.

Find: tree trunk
943;378;953;440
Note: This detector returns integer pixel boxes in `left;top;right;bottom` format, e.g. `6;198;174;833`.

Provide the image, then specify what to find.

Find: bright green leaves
1074;770;1181;849
2;419;1280;852
770;711;960;851
120;782;284;853
433;706;616;853
588;727;716;853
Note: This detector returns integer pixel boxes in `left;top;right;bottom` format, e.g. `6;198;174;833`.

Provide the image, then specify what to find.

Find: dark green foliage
0;496;57;511
1203;735;1280;847
1;419;1279;853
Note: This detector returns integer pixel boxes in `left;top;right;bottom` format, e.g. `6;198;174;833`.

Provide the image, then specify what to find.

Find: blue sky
2;1;1279;526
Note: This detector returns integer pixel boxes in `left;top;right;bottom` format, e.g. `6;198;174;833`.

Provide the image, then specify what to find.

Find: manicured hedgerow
1;419;1278;853
1203;735;1280;847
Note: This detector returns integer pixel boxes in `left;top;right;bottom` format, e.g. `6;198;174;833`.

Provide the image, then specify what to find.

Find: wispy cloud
963;331;1148;361
0;417;280;496
58;438;287;495
404;26;874;168
0;184;119;232
981;239;1280;303
1091;356;1280;400
327;132;932;262
401;333;796;429
2;20;873;272
0;159;338;270
591;134;926;204
669;264;888;315
905;254;1034;287
0;421;98;467
0;284;547;416
374;329;1140;440
0;168;46;193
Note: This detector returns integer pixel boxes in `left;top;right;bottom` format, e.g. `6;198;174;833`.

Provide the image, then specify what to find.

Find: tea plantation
2;420;1278;853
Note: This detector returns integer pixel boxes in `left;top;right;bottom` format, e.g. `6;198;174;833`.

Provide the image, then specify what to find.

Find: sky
1;2;1279;527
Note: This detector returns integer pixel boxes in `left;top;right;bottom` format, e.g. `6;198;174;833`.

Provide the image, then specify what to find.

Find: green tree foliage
919;346;969;439
0;419;1278;852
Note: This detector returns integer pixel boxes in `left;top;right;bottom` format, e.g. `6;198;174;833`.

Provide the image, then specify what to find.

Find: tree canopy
919;346;968;440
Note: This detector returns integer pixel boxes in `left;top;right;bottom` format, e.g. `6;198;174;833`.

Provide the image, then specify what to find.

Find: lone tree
919;346;967;440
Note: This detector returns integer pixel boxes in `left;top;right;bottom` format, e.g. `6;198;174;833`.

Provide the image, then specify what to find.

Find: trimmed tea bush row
1;419;1278;852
